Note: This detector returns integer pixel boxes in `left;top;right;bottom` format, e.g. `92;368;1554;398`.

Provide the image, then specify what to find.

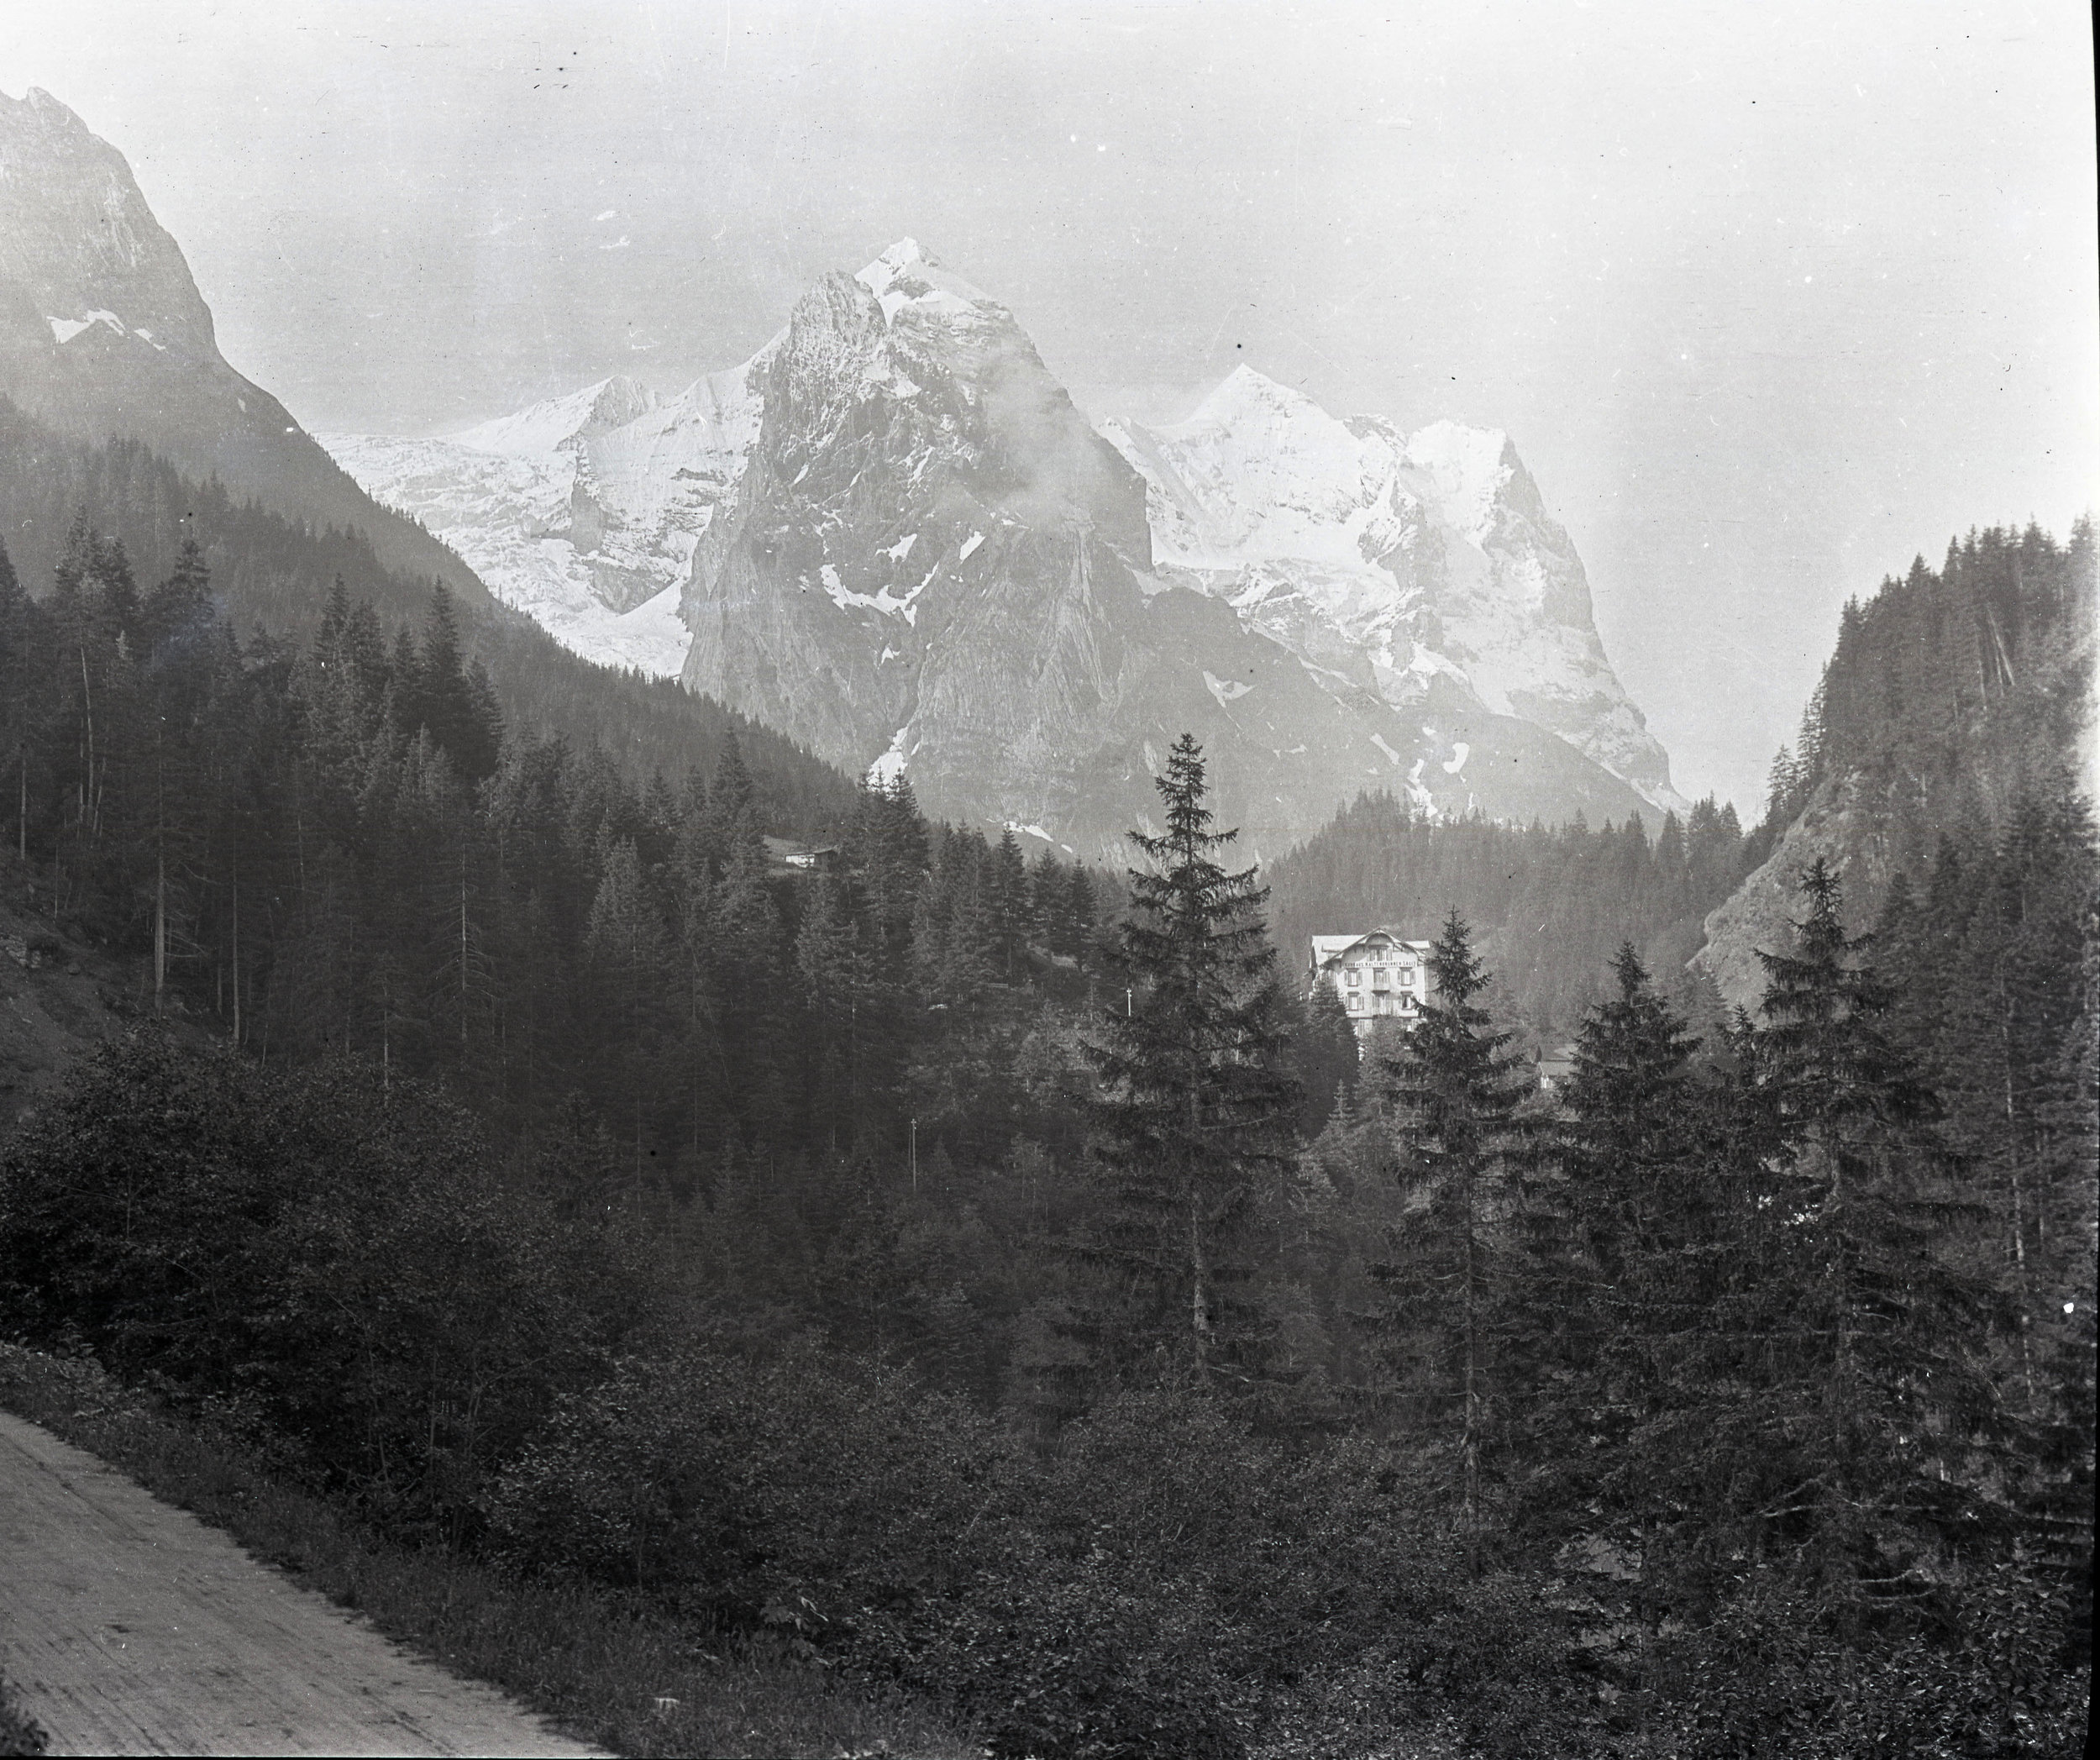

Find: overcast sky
5;0;2095;813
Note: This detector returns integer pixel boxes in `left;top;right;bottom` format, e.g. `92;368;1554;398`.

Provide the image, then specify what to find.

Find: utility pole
910;1116;918;1193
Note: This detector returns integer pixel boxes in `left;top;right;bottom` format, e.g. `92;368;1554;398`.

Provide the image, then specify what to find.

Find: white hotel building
1307;930;1435;1039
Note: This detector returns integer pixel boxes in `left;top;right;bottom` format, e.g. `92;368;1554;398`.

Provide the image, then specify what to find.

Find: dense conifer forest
0;396;857;837
1267;791;1750;1048
0;512;2091;1756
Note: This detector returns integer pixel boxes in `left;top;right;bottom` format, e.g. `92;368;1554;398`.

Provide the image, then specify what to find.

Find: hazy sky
5;1;2095;813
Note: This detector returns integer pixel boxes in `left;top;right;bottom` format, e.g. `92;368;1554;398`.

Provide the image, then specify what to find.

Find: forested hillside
1698;519;2093;1005
1268;791;1749;1046
0;396;857;835
0;516;2090;1757
0;523;1123;1179
1781;518;2091;843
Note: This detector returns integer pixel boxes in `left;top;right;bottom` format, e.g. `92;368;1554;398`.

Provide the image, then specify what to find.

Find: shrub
0;1034;642;1537
488;1363;1607;1757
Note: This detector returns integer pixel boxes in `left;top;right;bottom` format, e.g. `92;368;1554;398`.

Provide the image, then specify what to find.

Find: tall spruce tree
1084;733;1298;1375
1371;909;1533;1568
1525;943;1721;1560
1558;944;1704;1288
1725;859;2002;1627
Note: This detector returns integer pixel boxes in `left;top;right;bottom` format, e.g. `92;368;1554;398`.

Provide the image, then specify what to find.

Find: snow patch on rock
868;724;912;786
48;309;124;344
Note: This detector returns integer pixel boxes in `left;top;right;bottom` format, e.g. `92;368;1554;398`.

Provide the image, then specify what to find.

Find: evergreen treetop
1084;733;1298;1369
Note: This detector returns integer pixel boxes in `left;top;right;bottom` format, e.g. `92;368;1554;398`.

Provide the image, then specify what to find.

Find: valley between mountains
0;69;2091;1760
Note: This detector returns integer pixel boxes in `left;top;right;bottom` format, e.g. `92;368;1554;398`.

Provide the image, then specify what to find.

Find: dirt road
0;1411;607;1757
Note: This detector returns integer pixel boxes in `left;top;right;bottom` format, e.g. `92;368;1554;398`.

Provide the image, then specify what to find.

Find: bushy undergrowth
2;1036;1583;1756
5;1032;2085;1759
0;1035;643;1541
486;1353;1607;1757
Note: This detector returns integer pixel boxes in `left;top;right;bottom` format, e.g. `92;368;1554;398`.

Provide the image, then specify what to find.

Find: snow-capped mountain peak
451;375;661;459
1192;363;1327;429
1107;367;1379;568
1103;368;1686;812
319;242;1685;842
1394;419;1523;547
321;345;775;677
853;238;997;327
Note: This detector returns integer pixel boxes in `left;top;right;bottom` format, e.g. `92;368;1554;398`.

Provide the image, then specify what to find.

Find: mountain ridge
669;240;1658;855
0;87;485;599
324;239;1677;853
0;80;1684;854
1690;522;2093;1007
0;88;860;832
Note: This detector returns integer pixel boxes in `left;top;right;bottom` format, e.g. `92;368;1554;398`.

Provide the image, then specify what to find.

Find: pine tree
1370;909;1533;1568
1523;943;1719;1554
1291;978;1360;1139
988;826;1030;978
1082;733;1299;1376
1558;944;1704;1286
795;868;891;1152
0;538;51;880
1725;859;2003;1627
706;813;786;1144
1067;864;1099;964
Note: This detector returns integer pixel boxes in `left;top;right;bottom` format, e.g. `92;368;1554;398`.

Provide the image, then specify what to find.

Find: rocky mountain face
673;240;1658;856
322;355;773;676
1690;524;2093;1008
0;88;864;831
0;88;467;592
1692;770;1900;1008
320;239;1676;853
1101;366;1684;814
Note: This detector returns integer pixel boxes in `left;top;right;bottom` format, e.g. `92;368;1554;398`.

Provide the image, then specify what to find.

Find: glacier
319;347;774;679
1100;366;1686;813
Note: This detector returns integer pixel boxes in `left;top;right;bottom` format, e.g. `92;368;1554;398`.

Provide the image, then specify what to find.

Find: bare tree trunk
1188;1056;1211;1349
77;647;93;838
2001;980;2036;1407
229;852;241;1045
1461;1166;1481;1577
1189;1187;1211;1344
155;743;166;1015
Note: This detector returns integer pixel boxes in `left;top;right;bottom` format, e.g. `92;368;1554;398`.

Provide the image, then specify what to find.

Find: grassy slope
0;1346;977;1760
